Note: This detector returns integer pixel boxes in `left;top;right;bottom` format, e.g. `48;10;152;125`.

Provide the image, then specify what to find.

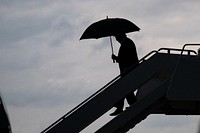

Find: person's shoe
110;108;123;116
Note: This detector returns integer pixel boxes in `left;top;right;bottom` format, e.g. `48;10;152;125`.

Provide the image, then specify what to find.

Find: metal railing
158;47;197;55
167;44;200;95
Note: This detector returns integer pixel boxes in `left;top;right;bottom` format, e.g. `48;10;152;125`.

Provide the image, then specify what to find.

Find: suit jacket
117;37;139;73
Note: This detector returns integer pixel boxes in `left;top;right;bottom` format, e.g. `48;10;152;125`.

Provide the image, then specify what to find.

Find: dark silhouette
0;95;11;133
110;33;139;116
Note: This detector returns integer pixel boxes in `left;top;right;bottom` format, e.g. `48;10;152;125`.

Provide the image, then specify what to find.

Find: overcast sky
1;0;200;133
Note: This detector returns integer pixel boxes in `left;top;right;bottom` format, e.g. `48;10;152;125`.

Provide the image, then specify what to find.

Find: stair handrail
158;47;197;55
167;43;200;96
182;43;200;54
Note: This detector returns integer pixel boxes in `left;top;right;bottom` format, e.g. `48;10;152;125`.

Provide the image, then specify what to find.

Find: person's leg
110;99;124;116
126;92;137;106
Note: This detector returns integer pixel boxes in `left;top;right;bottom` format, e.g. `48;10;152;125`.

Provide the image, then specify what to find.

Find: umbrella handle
109;36;115;63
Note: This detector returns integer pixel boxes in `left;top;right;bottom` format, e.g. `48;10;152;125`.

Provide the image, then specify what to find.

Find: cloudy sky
1;0;200;133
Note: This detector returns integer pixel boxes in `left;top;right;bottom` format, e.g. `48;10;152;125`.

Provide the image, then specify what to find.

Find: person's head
114;33;126;43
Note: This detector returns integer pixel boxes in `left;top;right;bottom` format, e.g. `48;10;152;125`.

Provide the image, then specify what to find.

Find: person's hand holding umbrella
111;54;118;62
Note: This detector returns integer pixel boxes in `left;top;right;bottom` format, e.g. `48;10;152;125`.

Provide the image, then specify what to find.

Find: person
110;33;139;116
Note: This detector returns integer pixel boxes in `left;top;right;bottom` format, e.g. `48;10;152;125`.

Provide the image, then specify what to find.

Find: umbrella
80;17;140;39
80;17;140;62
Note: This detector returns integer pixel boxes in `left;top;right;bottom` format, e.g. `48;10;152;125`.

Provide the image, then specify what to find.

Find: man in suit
110;33;139;116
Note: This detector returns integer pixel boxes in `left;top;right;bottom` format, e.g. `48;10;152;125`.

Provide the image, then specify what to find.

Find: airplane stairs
42;44;200;133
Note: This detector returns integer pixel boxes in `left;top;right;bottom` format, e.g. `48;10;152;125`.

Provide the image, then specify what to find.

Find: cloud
1;0;200;133
133;115;199;133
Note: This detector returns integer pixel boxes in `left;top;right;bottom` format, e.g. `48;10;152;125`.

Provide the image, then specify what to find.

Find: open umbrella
80;17;140;62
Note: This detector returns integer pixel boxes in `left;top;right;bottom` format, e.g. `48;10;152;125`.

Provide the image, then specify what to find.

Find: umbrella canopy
80;18;140;40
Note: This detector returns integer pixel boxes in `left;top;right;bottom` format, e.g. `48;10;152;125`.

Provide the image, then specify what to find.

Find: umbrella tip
79;36;83;40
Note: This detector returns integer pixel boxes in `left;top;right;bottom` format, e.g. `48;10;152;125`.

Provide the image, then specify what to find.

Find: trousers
114;92;137;109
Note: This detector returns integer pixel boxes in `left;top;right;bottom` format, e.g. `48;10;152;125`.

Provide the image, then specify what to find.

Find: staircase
42;44;200;133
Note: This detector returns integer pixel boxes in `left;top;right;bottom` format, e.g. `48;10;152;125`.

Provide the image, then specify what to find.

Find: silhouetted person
110;33;139;116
